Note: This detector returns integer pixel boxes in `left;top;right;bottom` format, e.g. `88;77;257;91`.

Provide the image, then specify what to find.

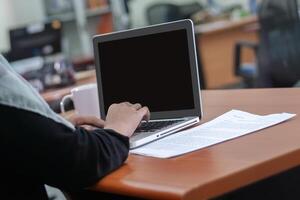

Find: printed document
130;110;296;158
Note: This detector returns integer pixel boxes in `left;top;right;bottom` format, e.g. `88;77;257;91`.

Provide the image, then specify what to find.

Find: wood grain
91;88;300;200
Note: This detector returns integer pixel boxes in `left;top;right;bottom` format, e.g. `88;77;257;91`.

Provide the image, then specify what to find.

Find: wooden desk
92;88;300;200
196;16;258;89
41;70;96;103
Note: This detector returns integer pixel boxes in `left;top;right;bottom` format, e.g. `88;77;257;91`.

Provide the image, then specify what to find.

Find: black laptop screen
98;29;195;114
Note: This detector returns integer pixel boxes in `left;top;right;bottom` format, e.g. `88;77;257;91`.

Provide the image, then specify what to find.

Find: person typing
0;54;150;199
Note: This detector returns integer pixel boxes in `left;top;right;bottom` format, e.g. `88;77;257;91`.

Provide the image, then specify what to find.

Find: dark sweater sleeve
0;105;129;191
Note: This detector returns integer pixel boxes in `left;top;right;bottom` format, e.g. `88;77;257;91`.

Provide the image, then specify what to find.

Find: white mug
60;83;100;118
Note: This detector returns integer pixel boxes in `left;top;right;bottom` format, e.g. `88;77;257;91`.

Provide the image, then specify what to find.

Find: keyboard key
134;120;183;134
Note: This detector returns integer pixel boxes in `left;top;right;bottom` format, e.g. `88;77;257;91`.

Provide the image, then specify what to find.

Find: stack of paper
130;110;296;158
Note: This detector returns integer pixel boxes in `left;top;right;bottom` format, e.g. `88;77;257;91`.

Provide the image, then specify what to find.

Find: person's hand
68;115;105;130
104;102;150;137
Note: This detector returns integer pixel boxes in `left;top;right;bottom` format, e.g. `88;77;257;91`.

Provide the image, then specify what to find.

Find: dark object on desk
9;56;75;92
234;0;300;88
39;56;75;89
146;2;203;25
9;20;62;61
5;20;75;91
72;57;95;72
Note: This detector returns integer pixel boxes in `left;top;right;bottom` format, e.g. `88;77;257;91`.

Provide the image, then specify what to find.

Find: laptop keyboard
133;120;184;135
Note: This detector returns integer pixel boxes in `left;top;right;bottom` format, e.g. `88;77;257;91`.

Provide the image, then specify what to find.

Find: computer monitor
9;20;62;61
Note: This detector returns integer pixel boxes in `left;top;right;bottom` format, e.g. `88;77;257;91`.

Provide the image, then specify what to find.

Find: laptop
93;19;203;149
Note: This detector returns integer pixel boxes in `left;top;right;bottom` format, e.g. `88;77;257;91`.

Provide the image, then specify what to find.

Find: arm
0;105;129;191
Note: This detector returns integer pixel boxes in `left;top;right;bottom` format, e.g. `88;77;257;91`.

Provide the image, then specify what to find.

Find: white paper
130;110;296;158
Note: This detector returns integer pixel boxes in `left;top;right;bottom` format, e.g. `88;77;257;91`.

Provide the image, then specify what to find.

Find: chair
146;3;203;25
195;34;206;89
234;0;300;88
234;41;259;88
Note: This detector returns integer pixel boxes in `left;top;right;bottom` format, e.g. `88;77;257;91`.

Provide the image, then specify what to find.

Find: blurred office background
1;0;300;98
1;1;300;199
0;0;251;58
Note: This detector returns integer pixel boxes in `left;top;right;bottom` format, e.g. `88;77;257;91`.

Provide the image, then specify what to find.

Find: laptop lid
93;19;202;120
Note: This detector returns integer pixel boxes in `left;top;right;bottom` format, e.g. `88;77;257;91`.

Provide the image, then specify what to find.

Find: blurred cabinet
195;16;258;89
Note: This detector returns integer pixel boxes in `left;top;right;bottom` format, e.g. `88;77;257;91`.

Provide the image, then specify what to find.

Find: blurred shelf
47;12;75;23
86;6;111;17
47;5;110;23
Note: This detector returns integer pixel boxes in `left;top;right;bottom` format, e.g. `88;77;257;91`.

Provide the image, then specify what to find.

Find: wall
0;0;45;52
9;0;46;27
0;0;249;54
0;0;15;52
0;0;96;58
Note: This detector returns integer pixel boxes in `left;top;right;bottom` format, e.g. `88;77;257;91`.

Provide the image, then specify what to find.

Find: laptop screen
97;29;195;115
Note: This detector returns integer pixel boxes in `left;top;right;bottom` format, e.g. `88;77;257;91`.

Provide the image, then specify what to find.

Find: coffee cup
60;83;100;117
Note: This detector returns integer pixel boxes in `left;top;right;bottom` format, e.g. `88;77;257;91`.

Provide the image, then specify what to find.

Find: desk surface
41;70;96;103
195;15;258;35
91;88;300;200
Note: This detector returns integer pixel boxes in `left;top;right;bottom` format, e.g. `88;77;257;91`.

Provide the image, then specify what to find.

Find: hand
68;115;105;130
104;102;150;137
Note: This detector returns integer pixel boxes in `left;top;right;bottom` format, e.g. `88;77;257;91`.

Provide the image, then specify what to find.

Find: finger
131;103;142;110
138;106;151;122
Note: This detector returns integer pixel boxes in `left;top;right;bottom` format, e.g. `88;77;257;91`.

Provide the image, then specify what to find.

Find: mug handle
60;94;73;113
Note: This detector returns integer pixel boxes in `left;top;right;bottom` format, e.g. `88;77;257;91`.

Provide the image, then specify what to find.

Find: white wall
129;0;248;28
0;0;249;53
0;0;45;52
9;0;46;27
0;0;16;52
